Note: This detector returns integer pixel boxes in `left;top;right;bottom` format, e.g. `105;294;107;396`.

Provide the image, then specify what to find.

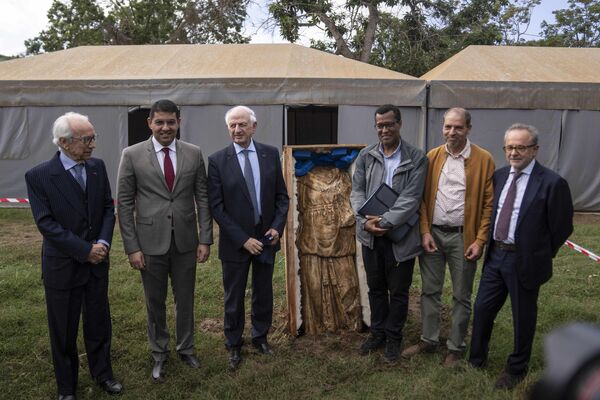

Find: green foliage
537;0;600;47
267;0;535;76
2;209;600;399
25;0;106;54
268;0;599;76
25;0;250;55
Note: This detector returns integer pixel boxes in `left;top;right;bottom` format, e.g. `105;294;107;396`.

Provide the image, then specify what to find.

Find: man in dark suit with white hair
25;112;122;400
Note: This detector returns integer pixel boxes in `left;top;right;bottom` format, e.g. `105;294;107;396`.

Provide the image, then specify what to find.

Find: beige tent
0;43;426;198
422;45;600;211
0;43;424;106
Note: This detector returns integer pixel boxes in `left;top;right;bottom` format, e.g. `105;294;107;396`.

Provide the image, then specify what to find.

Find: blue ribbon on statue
293;148;359;176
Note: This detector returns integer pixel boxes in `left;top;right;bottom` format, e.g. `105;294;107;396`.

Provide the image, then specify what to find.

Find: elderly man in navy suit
208;105;289;371
469;123;574;390
25;112;122;400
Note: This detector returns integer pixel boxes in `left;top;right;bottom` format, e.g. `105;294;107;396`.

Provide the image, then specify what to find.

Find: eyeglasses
70;135;97;145
374;122;398;130
503;144;536;153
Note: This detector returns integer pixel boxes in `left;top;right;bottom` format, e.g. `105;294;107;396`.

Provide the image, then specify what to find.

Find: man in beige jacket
401;108;494;366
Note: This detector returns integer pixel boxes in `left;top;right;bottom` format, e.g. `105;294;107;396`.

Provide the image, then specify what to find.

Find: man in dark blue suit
469;123;574;390
208;106;289;371
25;112;123;400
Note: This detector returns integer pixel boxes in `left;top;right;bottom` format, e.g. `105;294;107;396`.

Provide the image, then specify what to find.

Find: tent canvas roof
422;45;600;110
0;44;425;107
0;43;416;81
421;45;600;83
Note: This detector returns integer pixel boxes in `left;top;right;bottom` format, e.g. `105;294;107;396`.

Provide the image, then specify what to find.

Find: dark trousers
362;237;415;341
469;246;540;375
222;256;274;349
44;274;113;396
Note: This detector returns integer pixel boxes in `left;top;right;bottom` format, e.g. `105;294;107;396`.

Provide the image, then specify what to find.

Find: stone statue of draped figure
296;166;362;334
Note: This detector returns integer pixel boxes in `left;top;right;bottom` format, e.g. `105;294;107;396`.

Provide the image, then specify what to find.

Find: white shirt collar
445;138;471;159
152;136;177;153
511;159;536;176
59;149;79;169
234;139;256;155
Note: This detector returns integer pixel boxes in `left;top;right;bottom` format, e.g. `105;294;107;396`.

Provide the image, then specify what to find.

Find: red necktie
162;148;174;192
495;172;522;241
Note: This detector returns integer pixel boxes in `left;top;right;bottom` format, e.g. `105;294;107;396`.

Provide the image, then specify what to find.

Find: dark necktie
162;148;175;192
242;149;260;225
73;163;86;191
495;172;522;241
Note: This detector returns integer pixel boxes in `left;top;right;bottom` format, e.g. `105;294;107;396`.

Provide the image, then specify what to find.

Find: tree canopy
537;0;600;47
25;0;250;54
24;0;600;76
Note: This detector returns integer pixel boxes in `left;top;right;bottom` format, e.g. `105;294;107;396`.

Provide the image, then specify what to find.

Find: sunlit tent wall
0;43;426;198
422;45;600;211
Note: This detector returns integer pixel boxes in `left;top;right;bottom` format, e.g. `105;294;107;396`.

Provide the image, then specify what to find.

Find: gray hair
444;107;472;128
224;105;257;125
504;123;539;145
52;112;90;146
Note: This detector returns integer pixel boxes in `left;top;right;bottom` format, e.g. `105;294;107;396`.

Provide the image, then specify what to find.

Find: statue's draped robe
296;167;362;334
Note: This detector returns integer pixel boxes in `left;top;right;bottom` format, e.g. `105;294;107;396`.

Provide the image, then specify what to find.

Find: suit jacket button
167;216;171;219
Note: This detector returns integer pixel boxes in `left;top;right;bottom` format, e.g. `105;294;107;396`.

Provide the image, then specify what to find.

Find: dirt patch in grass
0;221;41;247
574;212;600;225
199;317;224;333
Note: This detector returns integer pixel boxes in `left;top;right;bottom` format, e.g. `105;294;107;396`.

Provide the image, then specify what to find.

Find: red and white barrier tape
564;240;600;263
0;198;29;203
1;197;599;263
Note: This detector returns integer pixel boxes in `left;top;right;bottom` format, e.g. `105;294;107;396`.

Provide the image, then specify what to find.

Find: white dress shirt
493;159;536;244
152;136;177;176
432;139;471;226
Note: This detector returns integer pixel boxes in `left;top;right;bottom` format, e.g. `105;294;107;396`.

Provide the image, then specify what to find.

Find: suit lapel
85;159;99;219
49;153;87;218
516;162;543;229
173;140;184;191
227;143;253;205
491;167;510;234
256;142;267;205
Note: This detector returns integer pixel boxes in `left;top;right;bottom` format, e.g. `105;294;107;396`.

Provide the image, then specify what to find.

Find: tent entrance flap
287;106;338;145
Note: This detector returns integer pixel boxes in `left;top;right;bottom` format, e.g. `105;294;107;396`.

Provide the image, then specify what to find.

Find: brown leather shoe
442;351;462;367
400;341;437;359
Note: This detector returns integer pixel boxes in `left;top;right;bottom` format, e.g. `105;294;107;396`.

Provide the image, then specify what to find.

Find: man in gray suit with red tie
25;112;122;400
469;123;574;390
207;105;289;371
117;99;212;381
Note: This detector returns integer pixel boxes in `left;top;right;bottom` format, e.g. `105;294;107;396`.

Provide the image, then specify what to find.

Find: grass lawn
1;208;599;399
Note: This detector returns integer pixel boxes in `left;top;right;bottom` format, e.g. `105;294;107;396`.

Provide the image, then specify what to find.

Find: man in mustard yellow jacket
401;108;494;366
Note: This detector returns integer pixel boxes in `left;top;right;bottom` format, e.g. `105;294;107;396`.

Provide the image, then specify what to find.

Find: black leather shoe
494;370;527;390
228;348;242;371
359;334;386;355
98;378;123;395
383;338;401;363
58;395;76;400
253;342;274;356
179;353;201;368
152;360;166;382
